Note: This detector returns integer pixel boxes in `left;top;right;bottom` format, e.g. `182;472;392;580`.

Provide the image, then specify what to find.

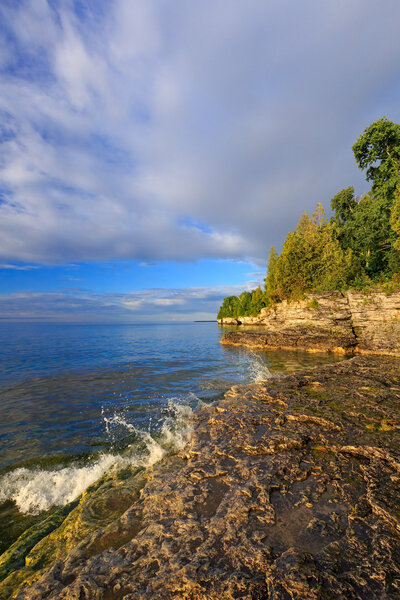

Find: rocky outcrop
4;356;400;600
347;291;400;354
220;291;400;356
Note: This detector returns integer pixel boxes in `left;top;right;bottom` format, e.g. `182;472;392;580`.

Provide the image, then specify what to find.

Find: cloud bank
1;0;400;266
0;285;248;322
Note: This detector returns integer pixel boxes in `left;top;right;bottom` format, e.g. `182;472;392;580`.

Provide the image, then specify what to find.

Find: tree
217;296;238;320
265;204;355;301
330;187;357;249
265;246;279;303
330;188;392;277
352;117;400;202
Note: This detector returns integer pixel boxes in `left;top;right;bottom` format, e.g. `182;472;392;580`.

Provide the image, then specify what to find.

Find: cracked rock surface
7;357;400;599
219;291;400;355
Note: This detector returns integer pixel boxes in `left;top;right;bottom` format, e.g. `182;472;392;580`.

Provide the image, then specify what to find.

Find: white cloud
0;285;246;321
0;264;39;270
0;1;400;266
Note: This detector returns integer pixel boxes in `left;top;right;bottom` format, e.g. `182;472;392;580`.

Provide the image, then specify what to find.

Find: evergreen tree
265;246;279;303
390;184;400;252
266;205;355;301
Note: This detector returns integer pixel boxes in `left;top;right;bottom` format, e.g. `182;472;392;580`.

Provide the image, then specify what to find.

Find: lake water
0;321;345;553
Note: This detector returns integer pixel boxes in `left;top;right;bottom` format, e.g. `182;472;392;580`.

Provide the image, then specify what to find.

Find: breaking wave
0;399;194;515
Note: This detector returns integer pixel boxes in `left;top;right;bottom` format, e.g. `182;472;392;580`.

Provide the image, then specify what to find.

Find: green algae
0;465;147;600
0;502;77;582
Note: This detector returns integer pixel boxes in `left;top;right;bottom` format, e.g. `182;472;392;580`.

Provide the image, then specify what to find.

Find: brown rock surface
9;356;400;600
219;291;400;356
347;291;400;354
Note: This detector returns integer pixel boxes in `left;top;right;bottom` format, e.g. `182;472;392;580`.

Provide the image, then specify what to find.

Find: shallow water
0;321;346;554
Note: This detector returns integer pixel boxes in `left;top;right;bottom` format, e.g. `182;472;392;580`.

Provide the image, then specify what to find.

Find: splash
247;352;272;382
0;400;194;515
0;454;124;514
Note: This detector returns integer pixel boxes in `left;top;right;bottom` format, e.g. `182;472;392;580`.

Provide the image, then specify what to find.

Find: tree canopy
352;117;400;202
217;118;400;320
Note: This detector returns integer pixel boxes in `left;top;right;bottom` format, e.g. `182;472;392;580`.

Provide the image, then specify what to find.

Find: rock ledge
6;356;400;600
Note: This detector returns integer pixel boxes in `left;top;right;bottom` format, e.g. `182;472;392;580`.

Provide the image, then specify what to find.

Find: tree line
218;118;400;320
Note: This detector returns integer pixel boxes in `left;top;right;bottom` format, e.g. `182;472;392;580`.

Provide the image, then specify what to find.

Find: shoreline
4;355;400;599
220;329;400;357
219;290;400;357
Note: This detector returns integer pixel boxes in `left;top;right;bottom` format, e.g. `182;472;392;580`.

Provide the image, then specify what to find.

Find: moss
0;465;147;599
302;386;331;402
311;446;335;461
365;418;393;431
306;299;320;309
0;502;77;583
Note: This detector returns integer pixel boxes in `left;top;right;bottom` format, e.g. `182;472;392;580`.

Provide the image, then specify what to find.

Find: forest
218;118;400;320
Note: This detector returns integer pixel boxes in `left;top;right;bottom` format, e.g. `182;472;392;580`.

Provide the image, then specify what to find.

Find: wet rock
5;357;400;599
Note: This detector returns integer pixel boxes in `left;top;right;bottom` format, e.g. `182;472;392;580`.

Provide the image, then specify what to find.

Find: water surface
0;321;346;553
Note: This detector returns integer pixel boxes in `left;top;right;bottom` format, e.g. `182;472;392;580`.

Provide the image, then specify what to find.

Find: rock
220;291;400;356
7;356;400;600
347;291;400;355
217;317;239;325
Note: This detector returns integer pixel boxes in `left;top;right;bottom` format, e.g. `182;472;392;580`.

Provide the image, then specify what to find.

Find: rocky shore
219;291;400;356
3;356;400;599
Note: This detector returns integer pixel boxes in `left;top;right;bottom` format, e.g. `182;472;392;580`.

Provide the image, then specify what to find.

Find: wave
0;355;269;516
0;400;194;515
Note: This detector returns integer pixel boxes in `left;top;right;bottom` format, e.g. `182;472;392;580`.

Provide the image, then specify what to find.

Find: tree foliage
218;118;400;320
265;205;355;302
331;191;394;276
217;287;268;320
352;117;400;202
390;184;400;251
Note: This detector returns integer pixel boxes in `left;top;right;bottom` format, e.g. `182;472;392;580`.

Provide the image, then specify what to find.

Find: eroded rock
4;357;400;599
219;291;400;356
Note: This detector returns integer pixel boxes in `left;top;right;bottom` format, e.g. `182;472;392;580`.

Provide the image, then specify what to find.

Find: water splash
247;352;272;382
0;399;195;515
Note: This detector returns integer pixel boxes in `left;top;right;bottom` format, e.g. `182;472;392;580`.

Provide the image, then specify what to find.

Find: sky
1;0;400;321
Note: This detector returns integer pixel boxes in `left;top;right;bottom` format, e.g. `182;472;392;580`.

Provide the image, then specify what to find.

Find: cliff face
347;291;400;354
219;291;400;355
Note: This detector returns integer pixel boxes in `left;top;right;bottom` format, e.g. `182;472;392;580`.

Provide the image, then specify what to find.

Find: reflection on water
0;322;350;554
0;322;348;468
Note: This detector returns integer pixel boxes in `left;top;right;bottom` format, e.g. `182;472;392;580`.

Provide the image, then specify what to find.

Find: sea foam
0;400;193;515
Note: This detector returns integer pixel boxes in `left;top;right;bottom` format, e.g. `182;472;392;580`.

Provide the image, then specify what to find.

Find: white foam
0;454;125;514
247;352;272;382
0;401;194;515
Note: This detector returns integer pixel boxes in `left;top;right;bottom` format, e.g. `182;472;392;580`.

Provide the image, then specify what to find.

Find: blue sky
1;0;400;320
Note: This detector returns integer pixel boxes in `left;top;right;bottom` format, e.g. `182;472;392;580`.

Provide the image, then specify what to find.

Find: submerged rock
4;356;400;599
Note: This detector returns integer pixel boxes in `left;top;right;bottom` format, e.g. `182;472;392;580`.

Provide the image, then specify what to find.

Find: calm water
0;321;345;553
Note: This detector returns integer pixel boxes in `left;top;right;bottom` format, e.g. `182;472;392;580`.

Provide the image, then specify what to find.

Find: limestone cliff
219;291;400;355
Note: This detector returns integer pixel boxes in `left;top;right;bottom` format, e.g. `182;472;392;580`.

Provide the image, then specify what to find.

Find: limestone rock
7;357;400;600
220;291;400;356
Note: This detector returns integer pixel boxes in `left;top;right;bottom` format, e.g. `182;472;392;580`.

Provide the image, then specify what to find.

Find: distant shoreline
194;320;216;322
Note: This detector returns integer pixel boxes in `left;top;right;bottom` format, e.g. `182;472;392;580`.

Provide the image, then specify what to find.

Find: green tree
390;184;400;252
249;286;267;315
330;189;392;277
266;205;355;301
265;246;279;303
330;187;357;250
352;117;400;202
217;296;238;320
